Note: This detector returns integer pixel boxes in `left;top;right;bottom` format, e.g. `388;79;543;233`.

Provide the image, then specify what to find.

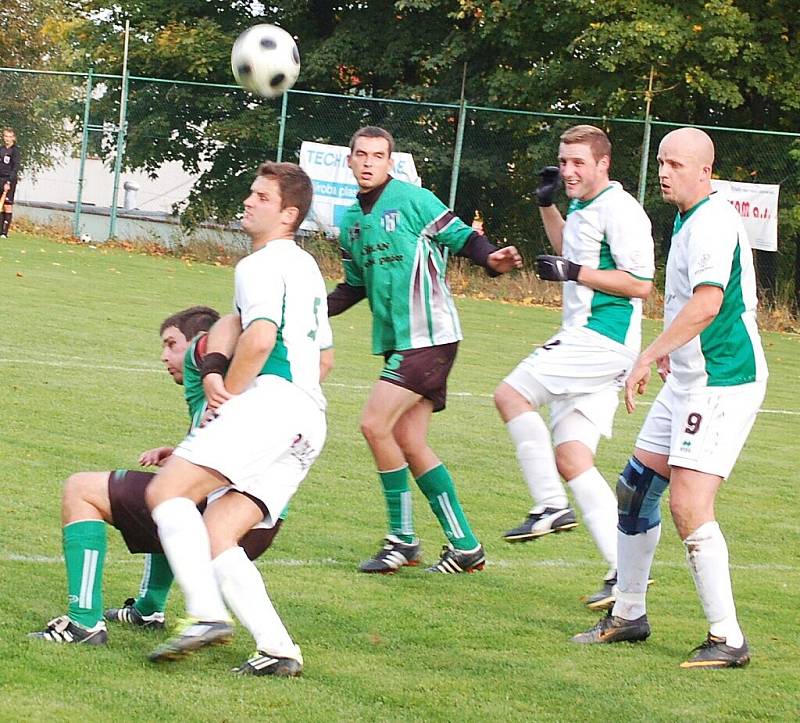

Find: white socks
507;412;567;509
213;545;299;660
684;521;743;648
568;467;617;573
613;524;661;620
151;497;229;622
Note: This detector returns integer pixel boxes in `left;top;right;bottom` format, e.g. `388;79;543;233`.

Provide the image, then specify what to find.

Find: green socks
416;464;479;550
133;553;174;616
63;520;107;628
379;466;414;543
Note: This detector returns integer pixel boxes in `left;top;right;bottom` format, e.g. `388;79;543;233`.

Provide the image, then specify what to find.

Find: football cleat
359;535;421;574
425;544;486;574
571;611;651;644
584;574;618;611
148;618;234;662
105;598;165;629
232;645;303;677
502;506;578;542
28;615;108;645
582;574;655;611
679;634;750;669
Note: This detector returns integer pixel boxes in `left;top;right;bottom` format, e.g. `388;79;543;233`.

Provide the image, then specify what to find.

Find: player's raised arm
536;165;566;253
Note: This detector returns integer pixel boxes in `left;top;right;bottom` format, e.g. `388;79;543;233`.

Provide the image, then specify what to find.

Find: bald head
656;127;715;212
662;127;714;166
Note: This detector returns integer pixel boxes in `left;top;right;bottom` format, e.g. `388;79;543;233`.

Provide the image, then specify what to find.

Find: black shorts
107;469;281;560
1;179;16;205
379;342;459;412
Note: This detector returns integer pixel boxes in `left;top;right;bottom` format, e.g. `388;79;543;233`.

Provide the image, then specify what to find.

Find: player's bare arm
574;267;652;299
625;284;723;412
320;348;335;381
223;319;278;394
201;313;243;407
538;206;565;253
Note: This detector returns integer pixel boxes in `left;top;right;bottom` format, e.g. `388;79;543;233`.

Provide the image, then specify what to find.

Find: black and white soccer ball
231;24;300;98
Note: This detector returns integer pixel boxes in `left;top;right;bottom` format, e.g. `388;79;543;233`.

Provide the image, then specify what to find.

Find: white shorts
174;376;327;527
503;326;633;438
636;377;766;478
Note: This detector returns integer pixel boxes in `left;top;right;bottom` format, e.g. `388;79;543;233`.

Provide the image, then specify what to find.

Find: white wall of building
15;149;202;213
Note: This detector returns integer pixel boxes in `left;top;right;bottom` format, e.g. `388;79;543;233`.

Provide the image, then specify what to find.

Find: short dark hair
257;161;313;233
349;126;394;155
560;124;611;163
159;306;220;340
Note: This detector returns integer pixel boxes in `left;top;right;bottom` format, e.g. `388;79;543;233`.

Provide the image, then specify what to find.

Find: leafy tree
0;0;75;174
65;1;800;298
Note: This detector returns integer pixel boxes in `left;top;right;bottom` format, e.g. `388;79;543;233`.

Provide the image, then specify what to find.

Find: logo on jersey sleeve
381;210;400;232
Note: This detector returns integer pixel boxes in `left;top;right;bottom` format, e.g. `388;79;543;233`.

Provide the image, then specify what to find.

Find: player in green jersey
29;307;280;644
328;125;522;574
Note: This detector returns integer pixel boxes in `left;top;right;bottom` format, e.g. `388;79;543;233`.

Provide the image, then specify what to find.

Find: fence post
636;66;655;205
109;20;131;240
449;63;468;210
276;91;289;161
73;67;94;238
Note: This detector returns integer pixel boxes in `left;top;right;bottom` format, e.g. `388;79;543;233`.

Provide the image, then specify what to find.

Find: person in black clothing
1;127;20;238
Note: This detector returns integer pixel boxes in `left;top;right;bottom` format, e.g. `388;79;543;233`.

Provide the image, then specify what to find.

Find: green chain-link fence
2;66;798;301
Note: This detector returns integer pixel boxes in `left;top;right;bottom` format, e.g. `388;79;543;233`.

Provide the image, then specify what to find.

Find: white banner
710;179;779;252
299;141;420;234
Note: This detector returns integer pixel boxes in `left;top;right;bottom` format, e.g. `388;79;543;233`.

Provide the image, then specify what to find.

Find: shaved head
661;127;715;166
656;127;715;212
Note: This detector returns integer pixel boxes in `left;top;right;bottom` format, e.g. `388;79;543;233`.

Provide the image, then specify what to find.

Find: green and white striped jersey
338;178;473;354
235;238;332;410
562;182;655;353
182;333;207;431
665;194;767;389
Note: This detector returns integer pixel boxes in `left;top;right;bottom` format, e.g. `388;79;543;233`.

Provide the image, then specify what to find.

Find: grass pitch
1;233;799;721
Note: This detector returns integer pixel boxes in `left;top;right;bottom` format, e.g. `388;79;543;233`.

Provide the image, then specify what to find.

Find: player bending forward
145;162;332;677
29;307;287;646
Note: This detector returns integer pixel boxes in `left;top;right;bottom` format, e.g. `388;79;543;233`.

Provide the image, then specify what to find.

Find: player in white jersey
145;162;333;677
495;125;655;608
573;127;768;670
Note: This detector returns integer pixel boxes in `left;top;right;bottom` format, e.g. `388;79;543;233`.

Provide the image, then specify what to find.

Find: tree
64;1;800;297
0;1;75;175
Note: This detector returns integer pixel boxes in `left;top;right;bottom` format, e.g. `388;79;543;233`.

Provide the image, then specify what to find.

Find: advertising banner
299;141;420;234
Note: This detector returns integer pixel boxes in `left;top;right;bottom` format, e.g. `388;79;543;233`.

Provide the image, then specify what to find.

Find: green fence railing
1;65;798;296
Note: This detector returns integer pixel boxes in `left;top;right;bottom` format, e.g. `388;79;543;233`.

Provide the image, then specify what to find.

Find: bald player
572;127;768;669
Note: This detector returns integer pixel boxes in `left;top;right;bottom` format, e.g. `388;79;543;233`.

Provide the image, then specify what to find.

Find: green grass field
1;233;799;721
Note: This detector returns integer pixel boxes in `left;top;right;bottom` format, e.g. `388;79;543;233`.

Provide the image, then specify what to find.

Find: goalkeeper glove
536;254;581;282
536;166;561;207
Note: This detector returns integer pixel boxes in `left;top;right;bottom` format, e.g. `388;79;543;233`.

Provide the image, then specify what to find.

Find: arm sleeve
416;188;473;255
455;232;501;277
327;282;367;316
687;212;738;291
604;200;655;280
316;295;334;350
234;258;285;330
10;147;20;181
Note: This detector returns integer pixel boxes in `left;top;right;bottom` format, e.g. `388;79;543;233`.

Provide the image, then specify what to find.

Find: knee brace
616;457;669;535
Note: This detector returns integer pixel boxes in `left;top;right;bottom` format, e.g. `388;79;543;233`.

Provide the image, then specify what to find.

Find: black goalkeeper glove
536;254;582;282
536;166;561;207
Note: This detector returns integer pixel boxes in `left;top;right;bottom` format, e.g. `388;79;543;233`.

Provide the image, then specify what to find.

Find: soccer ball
231;24;300;98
